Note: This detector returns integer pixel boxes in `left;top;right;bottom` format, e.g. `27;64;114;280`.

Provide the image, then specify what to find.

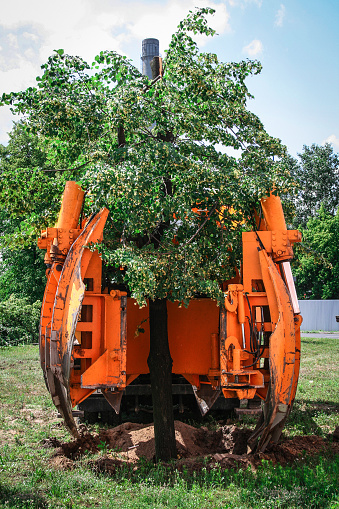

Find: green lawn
284;336;339;438
0;338;338;509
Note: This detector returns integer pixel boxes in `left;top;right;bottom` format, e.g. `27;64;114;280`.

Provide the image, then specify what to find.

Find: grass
286;336;339;437
0;338;338;509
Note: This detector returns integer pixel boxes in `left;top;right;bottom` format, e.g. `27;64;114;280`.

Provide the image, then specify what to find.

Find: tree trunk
147;298;177;461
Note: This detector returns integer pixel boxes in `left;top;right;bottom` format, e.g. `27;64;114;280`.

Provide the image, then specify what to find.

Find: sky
0;0;338;157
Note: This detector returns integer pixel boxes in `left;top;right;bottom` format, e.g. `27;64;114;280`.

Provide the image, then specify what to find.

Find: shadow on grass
91;452;339;509
289;399;339;436
0;481;47;509
300;336;338;346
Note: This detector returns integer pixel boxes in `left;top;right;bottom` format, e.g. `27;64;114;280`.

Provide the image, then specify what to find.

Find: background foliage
0;9;339;348
0;294;41;346
293;208;339;299
289;144;339;229
0;8;292;311
283;143;339;299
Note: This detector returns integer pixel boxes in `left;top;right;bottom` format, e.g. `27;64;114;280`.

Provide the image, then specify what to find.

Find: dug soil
44;421;339;474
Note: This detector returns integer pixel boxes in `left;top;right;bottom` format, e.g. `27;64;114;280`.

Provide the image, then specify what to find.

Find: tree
0;122;51;304
0;247;45;304
283;144;339;228
0;122;71;248
293;207;339;299
281;143;339;300
1;8;293;460
0;294;41;347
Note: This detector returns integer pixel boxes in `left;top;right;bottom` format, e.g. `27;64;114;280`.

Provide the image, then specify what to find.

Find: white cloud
1;0;88;31
0;106;21;145
1;1;231;64
228;0;262;7
23;32;40;42
242;39;263;56
275;4;286;27
0;0;232;144
0;0;231;81
24;48;35;59
323;134;339;150
7;33;19;49
118;0;231;51
0;58;39;92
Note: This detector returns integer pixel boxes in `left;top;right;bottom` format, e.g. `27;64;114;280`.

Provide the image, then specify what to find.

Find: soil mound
46;421;338;473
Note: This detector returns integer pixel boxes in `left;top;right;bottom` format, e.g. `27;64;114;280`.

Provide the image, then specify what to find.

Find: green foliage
0;122;56;311
0;122;70;247
282;144;339;299
0;246;46;303
0;294;41;346
293;207;339;299
0;8;293;306
283;143;339;229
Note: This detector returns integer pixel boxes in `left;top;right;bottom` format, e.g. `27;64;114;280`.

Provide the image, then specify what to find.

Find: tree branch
43;161;89;172
182;201;218;248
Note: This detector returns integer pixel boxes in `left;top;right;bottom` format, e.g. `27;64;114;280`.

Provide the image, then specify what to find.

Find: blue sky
0;0;338;156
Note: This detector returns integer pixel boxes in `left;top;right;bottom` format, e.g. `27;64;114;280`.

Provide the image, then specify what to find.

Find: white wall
298;300;339;331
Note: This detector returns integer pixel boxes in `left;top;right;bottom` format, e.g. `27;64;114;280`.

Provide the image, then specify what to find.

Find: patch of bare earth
46;422;339;473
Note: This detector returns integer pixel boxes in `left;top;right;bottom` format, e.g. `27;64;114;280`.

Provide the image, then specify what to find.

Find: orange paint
38;182;302;451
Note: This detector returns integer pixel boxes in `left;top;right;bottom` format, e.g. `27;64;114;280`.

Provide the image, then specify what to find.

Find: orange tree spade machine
38;181;302;453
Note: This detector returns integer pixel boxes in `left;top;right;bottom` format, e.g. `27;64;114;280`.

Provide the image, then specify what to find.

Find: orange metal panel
168;300;219;375
74;295;103;358
55;181;84;230
49;210;108;388
80;298;126;388
82;250;102;294
125;300;150;375
242;231;271;291
125;299;219;376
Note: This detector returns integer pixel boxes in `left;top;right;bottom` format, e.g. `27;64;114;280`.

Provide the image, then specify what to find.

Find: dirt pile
46;421;339;473
49;421;222;463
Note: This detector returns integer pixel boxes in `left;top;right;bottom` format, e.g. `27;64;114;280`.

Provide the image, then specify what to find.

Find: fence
298;300;339;331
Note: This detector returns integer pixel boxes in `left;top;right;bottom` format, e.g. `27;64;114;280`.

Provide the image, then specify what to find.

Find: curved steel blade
39;265;61;393
248;249;296;453
46;369;80;437
48;208;109;436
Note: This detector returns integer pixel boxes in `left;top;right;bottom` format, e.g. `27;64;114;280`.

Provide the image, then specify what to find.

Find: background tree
280;143;339;299
0;121;71;248
0;247;45;304
0;295;41;347
0;122;48;303
1;8;293;460
293;207;339;299
283;143;339;228
0;123;50;345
